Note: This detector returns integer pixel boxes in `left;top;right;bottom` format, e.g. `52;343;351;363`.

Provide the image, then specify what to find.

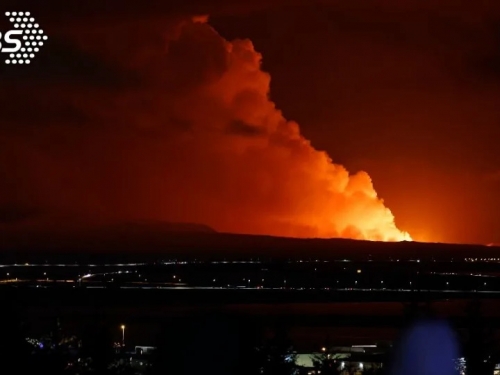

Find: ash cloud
0;16;410;241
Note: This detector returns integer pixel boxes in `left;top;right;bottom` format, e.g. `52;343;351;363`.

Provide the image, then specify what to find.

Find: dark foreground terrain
1;221;499;263
1;284;499;375
1;227;499;374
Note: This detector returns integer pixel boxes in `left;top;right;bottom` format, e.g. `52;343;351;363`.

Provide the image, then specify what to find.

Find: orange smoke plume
0;17;412;242
172;21;412;241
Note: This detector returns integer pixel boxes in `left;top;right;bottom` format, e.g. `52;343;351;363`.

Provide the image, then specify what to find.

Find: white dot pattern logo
3;11;47;64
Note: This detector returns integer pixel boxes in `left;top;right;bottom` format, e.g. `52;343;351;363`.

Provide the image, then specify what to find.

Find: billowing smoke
0;16;411;241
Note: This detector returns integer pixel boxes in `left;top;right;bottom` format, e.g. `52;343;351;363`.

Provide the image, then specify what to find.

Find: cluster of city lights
26;337;42;347
464;258;500;262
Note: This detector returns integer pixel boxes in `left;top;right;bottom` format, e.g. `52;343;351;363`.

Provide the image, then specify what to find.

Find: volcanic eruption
0;16;412;242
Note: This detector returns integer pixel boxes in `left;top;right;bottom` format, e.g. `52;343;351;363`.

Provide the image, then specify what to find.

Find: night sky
1;0;500;245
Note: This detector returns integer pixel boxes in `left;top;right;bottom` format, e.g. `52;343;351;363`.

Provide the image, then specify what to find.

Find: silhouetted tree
80;317;115;374
32;347;67;375
235;317;264;375
0;298;34;375
52;317;63;345
35;317;67;375
259;324;298;375
312;351;340;375
312;336;339;375
150;313;252;375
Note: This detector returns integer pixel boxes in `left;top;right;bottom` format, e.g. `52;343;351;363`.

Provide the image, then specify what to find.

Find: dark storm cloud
0;37;132;87
0;35;138;131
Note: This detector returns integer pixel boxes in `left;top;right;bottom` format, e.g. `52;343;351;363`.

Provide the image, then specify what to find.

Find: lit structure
121;325;125;347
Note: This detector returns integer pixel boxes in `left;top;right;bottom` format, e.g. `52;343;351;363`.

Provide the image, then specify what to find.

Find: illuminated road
1;259;500;295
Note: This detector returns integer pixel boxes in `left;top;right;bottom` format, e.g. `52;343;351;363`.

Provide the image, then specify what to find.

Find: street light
121;325;125;347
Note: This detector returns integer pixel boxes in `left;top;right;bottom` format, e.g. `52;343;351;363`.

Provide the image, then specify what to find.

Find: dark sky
1;0;500;244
